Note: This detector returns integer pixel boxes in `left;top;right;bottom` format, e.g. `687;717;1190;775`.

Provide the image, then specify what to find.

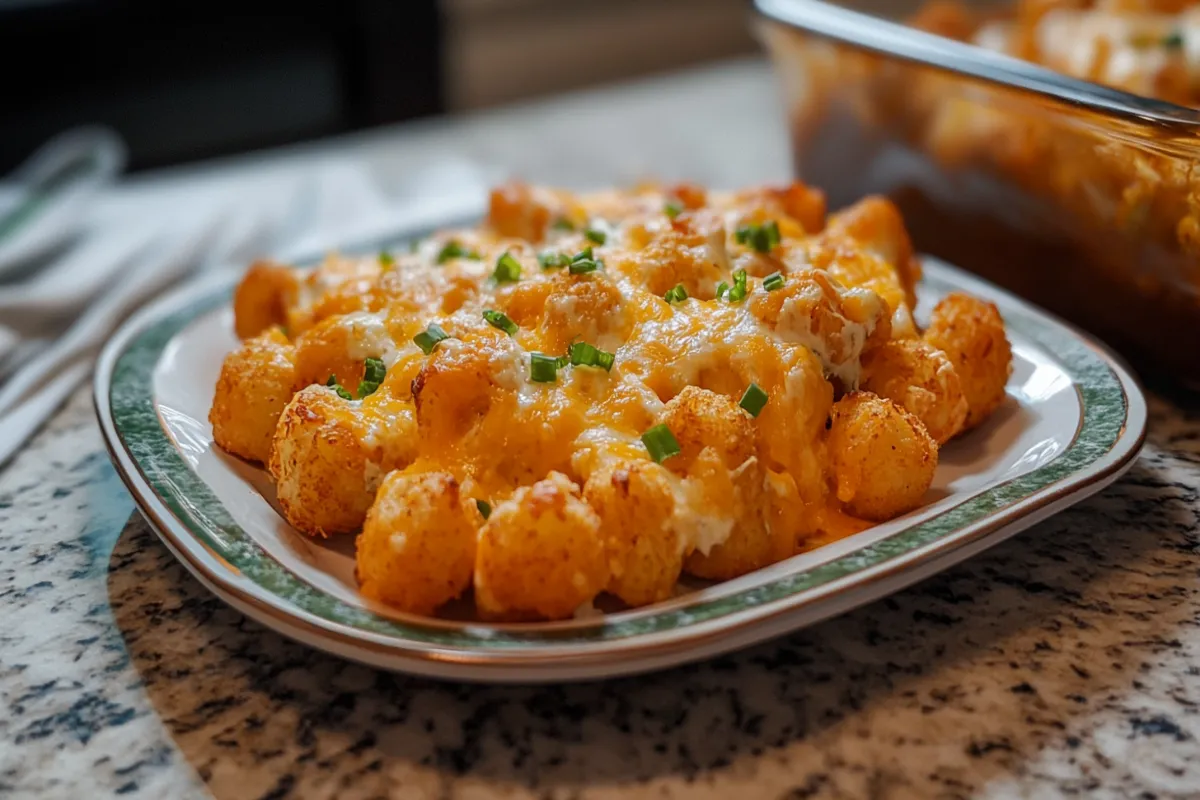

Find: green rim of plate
107;272;1127;650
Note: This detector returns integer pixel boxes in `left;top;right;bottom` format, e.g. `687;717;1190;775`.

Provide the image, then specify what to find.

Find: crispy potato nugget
682;450;788;580
475;472;609;620
861;339;969;444
585;460;680;607
269;385;414;536
232;260;298;340
356;471;475;615
209;328;296;464
923;293;1013;431
825;196;921;311
827;392;938;521
749;270;891;380
659;386;756;472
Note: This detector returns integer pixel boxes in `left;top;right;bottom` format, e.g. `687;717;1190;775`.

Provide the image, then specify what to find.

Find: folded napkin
0;153;493;340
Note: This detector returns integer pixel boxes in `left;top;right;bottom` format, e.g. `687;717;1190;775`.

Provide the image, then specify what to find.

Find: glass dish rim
754;0;1200;143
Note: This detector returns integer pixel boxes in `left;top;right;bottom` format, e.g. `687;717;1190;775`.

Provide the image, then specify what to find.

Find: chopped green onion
739;383;769;417
326;375;353;401
539;251;570;269
492;252;522;283
735;220;781;253
664;283;688;303
568;341;615;371
483;309;518;336
436;240;480;264
569;258;600;275
413;324;451;355
530;352;561;383
357;357;387;398
763;271;785;292
641;424;681;464
379;250;395;268
716;281;730;300
727;269;749;302
584;227;607;245
552;217;576;232
572;246;594;263
1164;30;1184;48
476;499;492;520
363;357;386;384
665;200;684;219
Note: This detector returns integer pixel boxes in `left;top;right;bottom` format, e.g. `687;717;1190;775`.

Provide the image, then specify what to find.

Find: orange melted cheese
247;182;921;556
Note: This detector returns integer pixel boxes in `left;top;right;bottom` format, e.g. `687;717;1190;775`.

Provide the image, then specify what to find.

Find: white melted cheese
342;311;397;364
669;470;735;556
363;460;384;493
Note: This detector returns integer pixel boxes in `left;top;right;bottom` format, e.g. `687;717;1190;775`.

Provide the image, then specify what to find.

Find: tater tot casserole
209;181;1012;621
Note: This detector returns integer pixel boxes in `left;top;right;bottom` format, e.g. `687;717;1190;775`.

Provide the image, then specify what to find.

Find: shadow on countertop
106;397;1200;799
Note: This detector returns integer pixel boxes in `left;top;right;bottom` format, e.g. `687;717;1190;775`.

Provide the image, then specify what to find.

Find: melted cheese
261;183;919;550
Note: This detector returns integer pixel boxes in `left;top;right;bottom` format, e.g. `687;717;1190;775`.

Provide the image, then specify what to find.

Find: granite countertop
4;60;1200;800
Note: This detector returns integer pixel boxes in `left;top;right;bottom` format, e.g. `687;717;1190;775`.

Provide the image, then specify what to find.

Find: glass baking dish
755;0;1200;383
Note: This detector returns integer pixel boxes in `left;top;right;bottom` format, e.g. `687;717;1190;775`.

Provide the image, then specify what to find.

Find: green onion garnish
326;375;353;401
413;324;451;355
584;227;607;245
641;424;681;464
727;269;749;302
665;200;683;219
763;271;785;292
664;284;688;303
739;383;769;417
568;341;615;372
569;258;600;275
476;499;492;520
379;250;395;268
539;251;570;269
530;352;561;383
492;252;522;283
573;246;594;262
552;217;576;232
436;240;480;265
1164;30;1184;48
716;281;730;300
483;309;518;336
357;357;387;398
735;220;781;254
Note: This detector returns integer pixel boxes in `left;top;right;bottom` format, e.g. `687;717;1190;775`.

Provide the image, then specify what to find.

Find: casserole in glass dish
757;0;1200;382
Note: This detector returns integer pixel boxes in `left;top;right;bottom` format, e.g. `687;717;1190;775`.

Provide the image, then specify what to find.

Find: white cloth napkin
0;154;492;340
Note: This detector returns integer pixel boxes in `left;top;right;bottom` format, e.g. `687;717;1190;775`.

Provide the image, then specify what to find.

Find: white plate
94;256;1146;683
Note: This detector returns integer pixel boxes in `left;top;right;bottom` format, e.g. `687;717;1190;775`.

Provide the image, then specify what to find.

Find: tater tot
861;339;969;444
749;270;891;381
209;328;297;464
232;260;299;340
923;293;1013;431
356;471;476;615
659;386;756;473
827;392;938;521
292;311;392;390
474;472;609;620
410;338;504;441
824;196;922;312
585;460;680;607
682;450;789;580
269;385;415;536
487;182;554;241
628;215;730;300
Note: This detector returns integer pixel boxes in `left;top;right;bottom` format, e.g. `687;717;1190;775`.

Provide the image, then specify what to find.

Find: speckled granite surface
5;60;1200;800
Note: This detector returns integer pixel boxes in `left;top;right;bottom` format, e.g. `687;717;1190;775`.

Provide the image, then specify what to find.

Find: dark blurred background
0;0;756;173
